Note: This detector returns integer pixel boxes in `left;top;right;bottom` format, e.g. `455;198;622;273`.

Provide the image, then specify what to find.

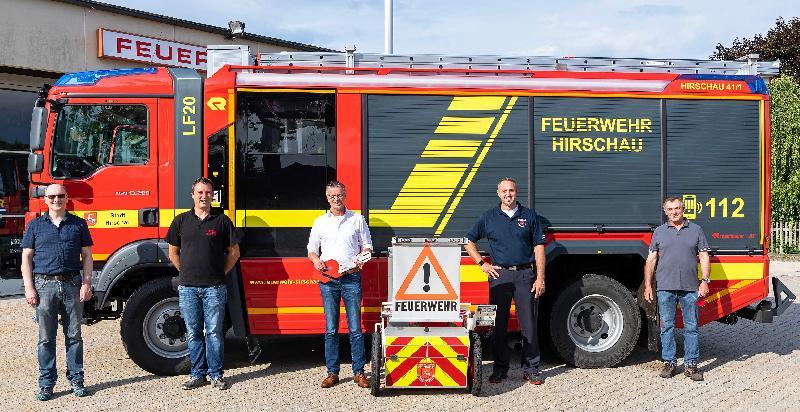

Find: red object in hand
314;259;342;284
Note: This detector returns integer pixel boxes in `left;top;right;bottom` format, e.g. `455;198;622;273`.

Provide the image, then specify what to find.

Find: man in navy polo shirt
465;177;547;385
644;196;710;381
167;177;240;391
21;184;94;401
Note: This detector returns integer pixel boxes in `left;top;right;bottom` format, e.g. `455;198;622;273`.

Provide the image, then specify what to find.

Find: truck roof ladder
258;51;780;79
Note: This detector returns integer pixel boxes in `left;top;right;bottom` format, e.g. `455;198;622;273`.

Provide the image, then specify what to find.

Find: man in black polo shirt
465;177;547;385
21;184;93;401
166;177;239;391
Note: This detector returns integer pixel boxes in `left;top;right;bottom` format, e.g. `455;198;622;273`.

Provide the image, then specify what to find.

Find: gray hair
497;177;517;189
325;180;346;193
662;196;684;207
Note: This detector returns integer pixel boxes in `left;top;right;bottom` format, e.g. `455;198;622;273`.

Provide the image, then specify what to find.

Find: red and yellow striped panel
384;335;469;388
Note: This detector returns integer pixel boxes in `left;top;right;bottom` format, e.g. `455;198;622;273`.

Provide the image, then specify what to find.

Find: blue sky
99;0;797;59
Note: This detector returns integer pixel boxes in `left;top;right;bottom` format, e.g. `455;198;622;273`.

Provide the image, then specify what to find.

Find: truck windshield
51;105;148;179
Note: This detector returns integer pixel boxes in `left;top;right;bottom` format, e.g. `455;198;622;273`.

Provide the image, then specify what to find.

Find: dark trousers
489;268;540;375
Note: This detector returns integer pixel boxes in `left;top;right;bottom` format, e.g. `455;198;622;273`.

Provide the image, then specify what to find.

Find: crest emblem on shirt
205;229;217;237
84;212;97;226
517;218;527;227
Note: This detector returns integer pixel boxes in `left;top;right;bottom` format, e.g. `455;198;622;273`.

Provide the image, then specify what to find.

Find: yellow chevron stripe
428;337;459;358
369;164;468;227
435;97;517;235
448;96;507;111
435;117;495;134
704;279;758;304
421;139;482;158
433;361;461;387
393;362;424;386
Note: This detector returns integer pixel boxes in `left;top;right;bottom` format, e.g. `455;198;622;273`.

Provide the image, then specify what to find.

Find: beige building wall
0;0;311;75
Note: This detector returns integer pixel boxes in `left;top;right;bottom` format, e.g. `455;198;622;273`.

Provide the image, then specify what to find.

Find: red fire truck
27;46;794;375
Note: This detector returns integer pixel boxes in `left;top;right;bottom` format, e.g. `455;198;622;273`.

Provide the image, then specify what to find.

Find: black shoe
523;372;544;385
182;376;208;390
488;372;507;383
70;381;88;397
36;387;53;401
210;377;229;390
684;365;704;381
659;362;677;378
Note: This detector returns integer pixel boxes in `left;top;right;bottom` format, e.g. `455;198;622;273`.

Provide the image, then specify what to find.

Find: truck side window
51;105;148;178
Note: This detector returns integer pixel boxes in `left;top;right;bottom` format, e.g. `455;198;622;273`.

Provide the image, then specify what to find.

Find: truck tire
549;274;640;368
370;331;382;396
468;331;483;396
120;277;191;375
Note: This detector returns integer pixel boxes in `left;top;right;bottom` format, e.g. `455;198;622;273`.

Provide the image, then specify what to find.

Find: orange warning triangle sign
395;244;458;301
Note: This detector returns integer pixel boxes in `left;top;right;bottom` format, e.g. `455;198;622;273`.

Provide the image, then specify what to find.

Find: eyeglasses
45;194;66;200
326;194;345;199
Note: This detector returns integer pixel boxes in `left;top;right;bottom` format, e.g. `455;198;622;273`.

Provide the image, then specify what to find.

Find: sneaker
659;362;677;378
523;372;544;385
488;372;507;383
684;365;704;381
182;376;208;390
36;387;53;401
71;381;88;397
211;377;229;390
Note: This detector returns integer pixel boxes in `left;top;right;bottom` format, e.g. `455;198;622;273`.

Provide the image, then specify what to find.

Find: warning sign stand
369;237;497;397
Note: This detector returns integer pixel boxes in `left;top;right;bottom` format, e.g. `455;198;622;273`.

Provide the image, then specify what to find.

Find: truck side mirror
29;107;48;151
28;153;43;174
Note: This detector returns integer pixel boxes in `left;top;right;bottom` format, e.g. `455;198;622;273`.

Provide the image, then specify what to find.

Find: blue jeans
34;274;84;389
319;272;365;376
657;290;700;366
178;285;227;380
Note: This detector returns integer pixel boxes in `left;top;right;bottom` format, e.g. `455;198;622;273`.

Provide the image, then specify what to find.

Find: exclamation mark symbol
422;262;431;292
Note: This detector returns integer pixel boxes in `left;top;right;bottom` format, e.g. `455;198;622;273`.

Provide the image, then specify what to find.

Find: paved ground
1;262;799;411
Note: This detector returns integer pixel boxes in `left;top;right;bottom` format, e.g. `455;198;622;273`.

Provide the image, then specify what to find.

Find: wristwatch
477;260;485;266
702;278;711;284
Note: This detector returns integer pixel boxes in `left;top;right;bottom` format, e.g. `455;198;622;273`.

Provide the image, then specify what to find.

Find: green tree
711;17;800;78
769;75;800;223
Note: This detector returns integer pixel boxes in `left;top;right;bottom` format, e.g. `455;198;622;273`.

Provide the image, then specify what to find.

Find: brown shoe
684;366;704;381
321;374;339;388
353;373;370;388
659;362;677;378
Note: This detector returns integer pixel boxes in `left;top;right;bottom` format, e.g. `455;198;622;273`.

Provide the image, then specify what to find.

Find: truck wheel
370;331;382;396
549;274;640;368
120;277;190;375
468;331;483;396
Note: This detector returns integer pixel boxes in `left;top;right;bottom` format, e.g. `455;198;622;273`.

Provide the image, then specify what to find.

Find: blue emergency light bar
54;67;159;86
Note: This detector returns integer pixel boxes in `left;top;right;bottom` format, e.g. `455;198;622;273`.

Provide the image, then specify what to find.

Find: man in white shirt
307;181;373;389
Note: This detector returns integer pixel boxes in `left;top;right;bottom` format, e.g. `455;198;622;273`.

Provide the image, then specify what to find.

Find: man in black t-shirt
166;177;239;391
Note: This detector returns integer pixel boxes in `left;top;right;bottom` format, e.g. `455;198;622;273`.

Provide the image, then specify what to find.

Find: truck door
46;99;159;262
234;90;337;334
